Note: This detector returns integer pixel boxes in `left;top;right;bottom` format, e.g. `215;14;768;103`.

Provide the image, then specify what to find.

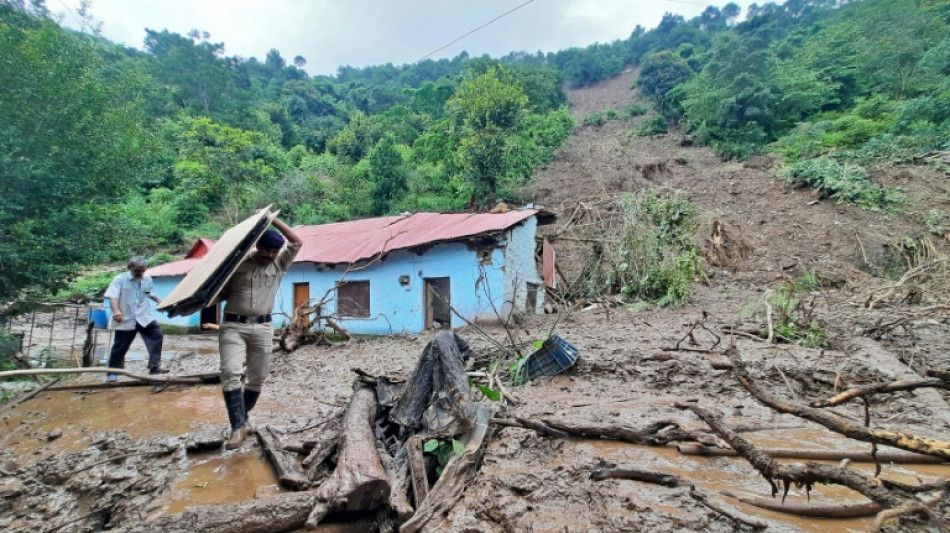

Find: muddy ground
3;69;950;532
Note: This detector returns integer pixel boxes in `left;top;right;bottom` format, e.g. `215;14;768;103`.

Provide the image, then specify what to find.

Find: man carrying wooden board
214;217;302;449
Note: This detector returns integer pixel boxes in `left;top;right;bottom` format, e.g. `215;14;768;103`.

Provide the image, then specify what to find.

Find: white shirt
104;272;156;330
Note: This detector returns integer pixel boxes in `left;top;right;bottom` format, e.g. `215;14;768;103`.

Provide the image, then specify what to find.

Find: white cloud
57;0;757;75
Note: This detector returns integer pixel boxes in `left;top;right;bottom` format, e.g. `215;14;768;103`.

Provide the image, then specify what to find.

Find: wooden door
293;282;310;327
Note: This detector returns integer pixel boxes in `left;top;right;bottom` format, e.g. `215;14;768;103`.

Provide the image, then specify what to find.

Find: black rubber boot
223;389;247;450
243;389;261;417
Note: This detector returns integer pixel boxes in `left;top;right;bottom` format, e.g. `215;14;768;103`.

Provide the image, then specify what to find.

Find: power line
417;0;536;64
355;0;537;91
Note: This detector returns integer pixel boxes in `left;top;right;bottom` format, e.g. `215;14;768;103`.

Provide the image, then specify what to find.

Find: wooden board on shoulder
158;206;275;318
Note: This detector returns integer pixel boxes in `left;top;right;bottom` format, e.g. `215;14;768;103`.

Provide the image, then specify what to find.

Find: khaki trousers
219;322;272;392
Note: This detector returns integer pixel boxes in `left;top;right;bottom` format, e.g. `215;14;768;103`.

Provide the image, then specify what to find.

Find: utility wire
355;0;537;91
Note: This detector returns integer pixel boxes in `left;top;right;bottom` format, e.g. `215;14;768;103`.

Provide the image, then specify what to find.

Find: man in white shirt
104;256;167;382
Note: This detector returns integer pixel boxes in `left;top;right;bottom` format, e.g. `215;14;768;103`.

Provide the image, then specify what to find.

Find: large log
257;426;311;490
306;383;391;528
400;404;493;533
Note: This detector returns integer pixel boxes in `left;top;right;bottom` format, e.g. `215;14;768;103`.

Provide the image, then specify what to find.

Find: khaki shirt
221;241;301;317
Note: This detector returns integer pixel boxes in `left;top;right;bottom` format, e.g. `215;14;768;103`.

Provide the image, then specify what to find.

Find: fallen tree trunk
133;492;318;533
257;426;310;490
400;404;493;533
307;383;391;528
722;489;882;518
676;443;946;464
726;347;950;461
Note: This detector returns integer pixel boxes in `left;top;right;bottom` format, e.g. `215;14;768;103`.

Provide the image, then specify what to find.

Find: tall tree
0;4;151;301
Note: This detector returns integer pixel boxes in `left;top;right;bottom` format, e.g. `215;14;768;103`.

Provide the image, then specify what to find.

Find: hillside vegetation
0;0;948;304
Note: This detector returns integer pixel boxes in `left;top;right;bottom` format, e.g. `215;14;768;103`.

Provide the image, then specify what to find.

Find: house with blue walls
146;209;552;335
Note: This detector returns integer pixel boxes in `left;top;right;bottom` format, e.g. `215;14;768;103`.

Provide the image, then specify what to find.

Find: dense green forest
1;0;948;304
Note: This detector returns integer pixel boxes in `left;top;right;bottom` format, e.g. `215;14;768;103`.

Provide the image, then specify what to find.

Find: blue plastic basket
519;335;579;382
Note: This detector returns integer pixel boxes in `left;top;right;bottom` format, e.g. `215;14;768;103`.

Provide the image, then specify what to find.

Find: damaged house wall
146;214;545;335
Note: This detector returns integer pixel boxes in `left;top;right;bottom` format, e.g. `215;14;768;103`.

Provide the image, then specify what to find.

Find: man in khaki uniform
216;218;302;449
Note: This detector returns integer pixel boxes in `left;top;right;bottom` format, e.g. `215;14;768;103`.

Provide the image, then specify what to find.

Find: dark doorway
200;303;220;330
424;277;451;329
525;282;540;313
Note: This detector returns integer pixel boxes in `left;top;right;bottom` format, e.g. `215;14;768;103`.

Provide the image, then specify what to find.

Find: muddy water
3;387;279;514
488;435;950;533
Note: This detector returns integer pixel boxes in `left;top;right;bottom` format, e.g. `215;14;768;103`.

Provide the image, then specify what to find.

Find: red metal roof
147;238;216;277
295;210;538;264
149;210;537;277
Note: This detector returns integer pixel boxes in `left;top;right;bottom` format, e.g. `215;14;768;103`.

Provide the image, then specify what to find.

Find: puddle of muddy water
491;436;950;533
3;387;226;458
159;450;280;515
4;387;379;531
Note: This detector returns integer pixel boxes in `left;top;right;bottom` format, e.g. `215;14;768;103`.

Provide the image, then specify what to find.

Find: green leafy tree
171;117;286;223
368;136;408;215
0;4;151;301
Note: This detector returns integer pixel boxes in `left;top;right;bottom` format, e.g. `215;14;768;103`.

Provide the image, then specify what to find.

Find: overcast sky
56;0;757;76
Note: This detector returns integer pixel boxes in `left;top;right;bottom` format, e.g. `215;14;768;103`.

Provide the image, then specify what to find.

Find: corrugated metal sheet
149;211;539;279
295;210;538;264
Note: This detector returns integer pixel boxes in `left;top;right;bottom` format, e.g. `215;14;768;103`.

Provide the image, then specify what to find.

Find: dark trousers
108;320;163;370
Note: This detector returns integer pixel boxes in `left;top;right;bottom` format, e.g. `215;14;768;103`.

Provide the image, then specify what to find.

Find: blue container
89;309;108;329
519;335;579;382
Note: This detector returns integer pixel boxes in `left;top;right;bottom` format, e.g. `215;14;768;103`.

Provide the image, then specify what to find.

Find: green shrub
926;209;946;237
583;113;605;126
783;157;905;213
623;103;650;118
49;269;119;301
614;190;701;307
605;108;620;120
635;115;668;137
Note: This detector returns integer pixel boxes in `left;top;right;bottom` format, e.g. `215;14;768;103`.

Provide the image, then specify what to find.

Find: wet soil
3;69;950;532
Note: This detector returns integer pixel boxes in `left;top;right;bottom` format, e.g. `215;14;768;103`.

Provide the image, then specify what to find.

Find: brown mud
3;69;950;532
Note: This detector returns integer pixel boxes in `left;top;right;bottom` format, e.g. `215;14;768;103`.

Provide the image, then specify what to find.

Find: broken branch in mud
589;466;686;487
0;367;207;385
400;404;493;533
588;465;767;529
70;447;177;476
257;426;311;490
675;400;915;510
676;443;946;464
689;490;768;530
492;416;719;447
725;347;950;461
406;436;429;507
811;379;950;408
722;489;882;518
0;378;59;413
